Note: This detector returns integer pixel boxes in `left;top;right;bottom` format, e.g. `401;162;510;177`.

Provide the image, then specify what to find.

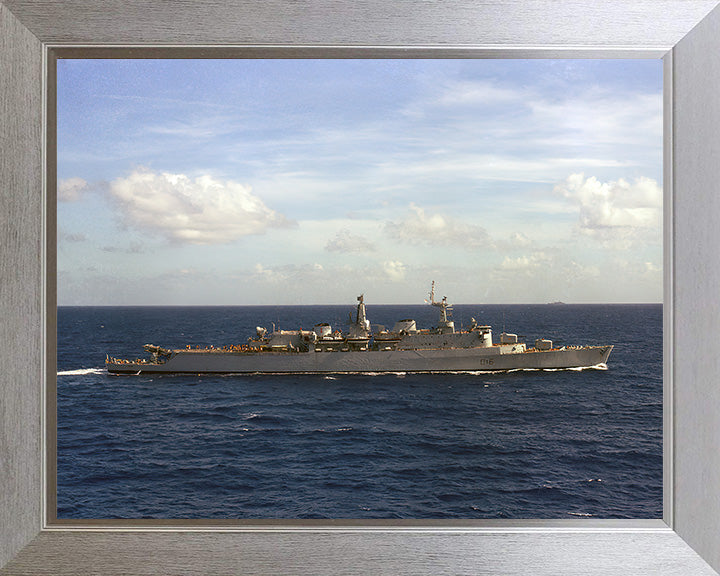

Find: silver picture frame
2;1;720;574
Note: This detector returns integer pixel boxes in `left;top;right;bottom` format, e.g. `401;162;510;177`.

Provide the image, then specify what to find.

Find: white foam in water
57;367;106;376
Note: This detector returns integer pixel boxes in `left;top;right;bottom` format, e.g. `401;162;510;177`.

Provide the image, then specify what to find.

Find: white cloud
325;229;376;253
489;249;607;303
391;81;662;189
253;263;284;283
438;80;524;107
58;177;88;202
562;260;601;281
509;232;531;247
529;92;662;148
385;203;492;248
145;116;238;139
554;173;662;247
383;260;407;282
251;262;330;285
494;231;534;252
499;256;531;271
402;80;524;118
249;260;410;294
499;251;552;272
109;169;294;244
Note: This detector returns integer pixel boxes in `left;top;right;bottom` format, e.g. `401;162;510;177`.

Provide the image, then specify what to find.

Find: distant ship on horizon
106;283;613;375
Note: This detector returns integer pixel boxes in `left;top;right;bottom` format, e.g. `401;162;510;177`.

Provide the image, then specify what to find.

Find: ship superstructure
106;284;613;374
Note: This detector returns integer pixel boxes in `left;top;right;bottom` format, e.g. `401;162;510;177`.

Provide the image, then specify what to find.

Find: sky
57;59;663;305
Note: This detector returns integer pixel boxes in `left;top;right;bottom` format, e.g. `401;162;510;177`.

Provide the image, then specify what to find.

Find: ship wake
316;364;609;376
57;368;106;376
504;363;608;374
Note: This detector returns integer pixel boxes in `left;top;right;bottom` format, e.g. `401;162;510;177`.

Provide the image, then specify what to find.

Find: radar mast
348;293;371;339
427;281;455;333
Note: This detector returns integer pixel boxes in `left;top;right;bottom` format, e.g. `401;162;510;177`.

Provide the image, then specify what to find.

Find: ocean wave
57;368;106;376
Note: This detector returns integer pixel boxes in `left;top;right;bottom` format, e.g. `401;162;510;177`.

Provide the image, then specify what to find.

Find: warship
105;282;613;374
106;283;613;375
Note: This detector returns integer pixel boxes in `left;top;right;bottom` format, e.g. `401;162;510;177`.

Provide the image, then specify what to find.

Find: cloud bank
325;229;376;253
555;173;662;247
58;177;89;202
385;203;492;249
109;169;294;244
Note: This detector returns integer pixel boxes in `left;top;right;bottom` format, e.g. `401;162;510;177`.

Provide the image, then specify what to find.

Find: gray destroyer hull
106;344;613;375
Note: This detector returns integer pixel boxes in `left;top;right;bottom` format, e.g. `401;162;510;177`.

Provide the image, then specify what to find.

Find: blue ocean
56;303;662;519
